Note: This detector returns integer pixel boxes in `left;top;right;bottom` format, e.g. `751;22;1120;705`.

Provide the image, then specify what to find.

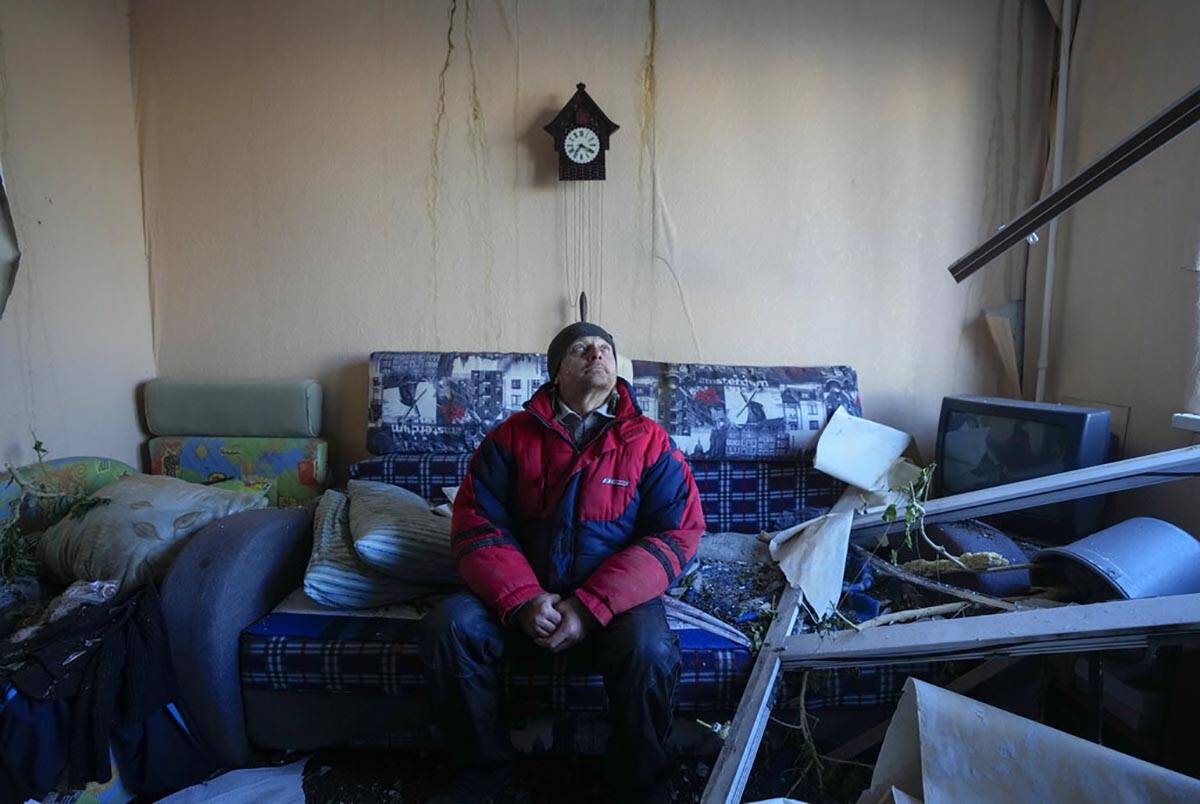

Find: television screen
941;411;1073;494
934;396;1113;543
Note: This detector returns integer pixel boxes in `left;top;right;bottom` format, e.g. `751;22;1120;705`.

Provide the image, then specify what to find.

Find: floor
298;750;721;803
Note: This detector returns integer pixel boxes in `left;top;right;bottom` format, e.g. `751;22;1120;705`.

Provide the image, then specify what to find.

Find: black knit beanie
547;322;616;379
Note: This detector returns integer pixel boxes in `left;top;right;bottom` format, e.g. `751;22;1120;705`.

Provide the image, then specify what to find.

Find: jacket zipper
525;406;628;587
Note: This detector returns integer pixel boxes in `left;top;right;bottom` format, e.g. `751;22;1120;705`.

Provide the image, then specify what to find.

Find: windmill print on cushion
367;352;552;455
366;352;861;462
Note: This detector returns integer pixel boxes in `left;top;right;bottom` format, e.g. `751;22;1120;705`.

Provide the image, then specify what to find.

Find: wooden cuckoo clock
543;83;619;181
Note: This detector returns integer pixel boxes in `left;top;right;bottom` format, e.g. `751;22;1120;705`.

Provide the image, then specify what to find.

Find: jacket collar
525;377;642;425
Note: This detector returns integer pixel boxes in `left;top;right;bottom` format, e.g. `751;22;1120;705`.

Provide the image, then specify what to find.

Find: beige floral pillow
36;474;268;590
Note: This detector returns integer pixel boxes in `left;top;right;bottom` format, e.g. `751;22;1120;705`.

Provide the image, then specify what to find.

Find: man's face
556;335;617;398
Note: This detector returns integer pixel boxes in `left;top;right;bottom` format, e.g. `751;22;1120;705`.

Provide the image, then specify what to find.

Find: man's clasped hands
515;592;596;652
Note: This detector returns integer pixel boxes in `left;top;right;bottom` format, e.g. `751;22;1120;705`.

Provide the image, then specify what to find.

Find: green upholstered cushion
35;474;268;589
148;436;327;507
0;457;136;534
143;378;322;437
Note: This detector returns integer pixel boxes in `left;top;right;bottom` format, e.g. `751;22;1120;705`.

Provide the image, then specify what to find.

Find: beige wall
132;0;1054;479
1047;0;1200;530
0;1;155;469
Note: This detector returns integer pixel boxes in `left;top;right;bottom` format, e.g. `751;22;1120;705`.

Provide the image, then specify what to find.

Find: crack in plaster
637;0;701;359
426;0;459;347
637;0;656;203
463;0;500;345
633;0;656;347
502;0;520;330
427;0;502;346
653;185;702;359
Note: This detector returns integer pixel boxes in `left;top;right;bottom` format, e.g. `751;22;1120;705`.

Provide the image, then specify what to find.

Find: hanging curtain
0;161;19;319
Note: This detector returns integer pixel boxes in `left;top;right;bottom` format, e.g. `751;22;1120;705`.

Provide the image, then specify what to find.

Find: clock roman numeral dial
564;127;600;165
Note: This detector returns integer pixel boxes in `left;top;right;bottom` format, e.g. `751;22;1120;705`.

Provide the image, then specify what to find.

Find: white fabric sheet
157;759;307;804
859;679;1200;803
814;407;912;493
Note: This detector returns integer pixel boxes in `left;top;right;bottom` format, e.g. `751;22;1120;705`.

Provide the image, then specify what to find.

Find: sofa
160;352;863;768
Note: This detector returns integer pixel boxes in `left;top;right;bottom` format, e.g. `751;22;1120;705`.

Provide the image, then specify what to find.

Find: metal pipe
1037;0;1073;401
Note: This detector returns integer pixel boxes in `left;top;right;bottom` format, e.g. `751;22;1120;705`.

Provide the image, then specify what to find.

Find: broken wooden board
850;444;1200;543
778;592;1200;670
855;546;1017;612
700;584;801;804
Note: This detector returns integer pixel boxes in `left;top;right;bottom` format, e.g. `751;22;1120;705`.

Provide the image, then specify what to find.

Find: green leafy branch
879;462;965;570
0;438;61;583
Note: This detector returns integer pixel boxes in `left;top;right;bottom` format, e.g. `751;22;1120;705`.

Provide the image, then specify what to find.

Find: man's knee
604;621;681;681
419;592;501;669
628;629;681;678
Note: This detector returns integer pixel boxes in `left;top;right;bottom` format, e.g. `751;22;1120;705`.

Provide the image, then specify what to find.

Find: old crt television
934;396;1112;542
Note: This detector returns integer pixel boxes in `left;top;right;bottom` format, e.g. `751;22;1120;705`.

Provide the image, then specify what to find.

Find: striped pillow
346;480;460;585
303;489;437;609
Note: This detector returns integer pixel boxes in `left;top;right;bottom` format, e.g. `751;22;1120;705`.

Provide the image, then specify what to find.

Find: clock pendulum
544;83;619;323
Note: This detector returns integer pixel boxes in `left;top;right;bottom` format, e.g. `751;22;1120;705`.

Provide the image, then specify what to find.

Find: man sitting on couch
421;322;706;804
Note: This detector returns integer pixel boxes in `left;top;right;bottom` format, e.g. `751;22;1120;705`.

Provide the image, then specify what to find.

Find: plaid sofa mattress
240;608;753;714
349;454;845;534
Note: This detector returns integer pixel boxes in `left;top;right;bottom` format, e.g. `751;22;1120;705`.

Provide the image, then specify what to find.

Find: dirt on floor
300;749;719;804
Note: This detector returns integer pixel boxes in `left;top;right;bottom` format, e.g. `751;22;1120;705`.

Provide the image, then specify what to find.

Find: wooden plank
777;592;1200;670
850;444;1200;543
827;656;1023;761
858;601;969;629
701;584;802;804
857;547;1017;611
1172;413;1200;434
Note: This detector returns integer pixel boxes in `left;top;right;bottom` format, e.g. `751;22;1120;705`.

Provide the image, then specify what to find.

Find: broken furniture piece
702;441;1200;803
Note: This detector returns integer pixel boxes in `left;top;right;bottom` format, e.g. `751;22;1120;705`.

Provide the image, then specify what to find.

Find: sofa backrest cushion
144;378;323;438
366;351;860;462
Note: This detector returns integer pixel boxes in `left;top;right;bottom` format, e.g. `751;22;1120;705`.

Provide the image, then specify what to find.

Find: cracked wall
0;0;154;467
132;0;1054;478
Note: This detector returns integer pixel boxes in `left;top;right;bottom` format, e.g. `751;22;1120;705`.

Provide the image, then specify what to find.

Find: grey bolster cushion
144;378;323;437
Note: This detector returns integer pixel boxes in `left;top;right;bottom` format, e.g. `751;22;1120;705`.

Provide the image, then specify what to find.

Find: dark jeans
419;592;681;797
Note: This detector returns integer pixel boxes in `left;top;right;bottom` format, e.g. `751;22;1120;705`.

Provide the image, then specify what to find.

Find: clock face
564;127;601;164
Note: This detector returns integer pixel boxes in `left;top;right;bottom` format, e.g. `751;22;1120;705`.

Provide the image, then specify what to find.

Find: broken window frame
701;443;1200;803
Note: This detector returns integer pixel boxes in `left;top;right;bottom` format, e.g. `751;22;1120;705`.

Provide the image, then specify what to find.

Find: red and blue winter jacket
450;379;706;627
